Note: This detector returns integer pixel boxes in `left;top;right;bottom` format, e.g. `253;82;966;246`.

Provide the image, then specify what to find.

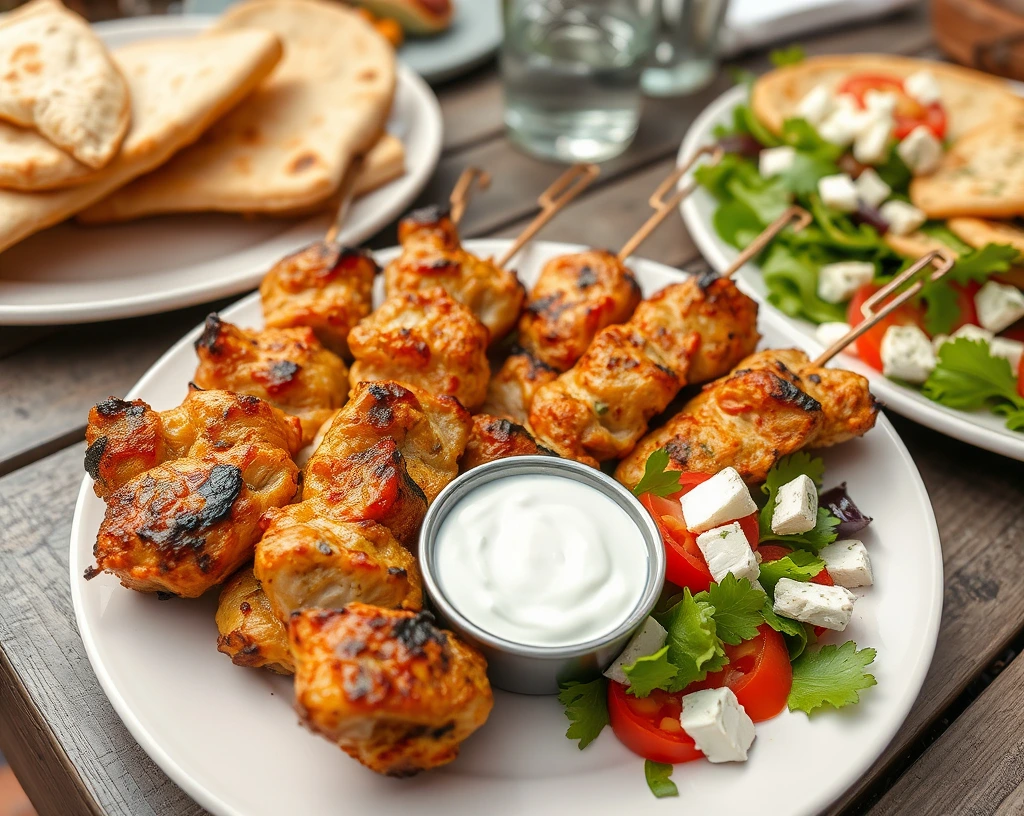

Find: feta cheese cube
817;261;875;304
818;539;873;588
991;336;1024;372
770;474;818;535
897;126;943;175
696;522;760;584
879;199;926;236
855;168;892;208
881;324;936;383
853;115;893;165
864;89;899;115
681;467;757;534
951;324;994;344
904;70;942;106
816;321;854;351
818;174;859;212
818;99;870;147
603;616;667;685
773;578;856;631
759;145;796;178
796;84;834;127
680;687;755;763
975;281;1024;333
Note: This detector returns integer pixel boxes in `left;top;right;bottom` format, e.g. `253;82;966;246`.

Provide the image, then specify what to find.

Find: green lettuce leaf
623;647;679;698
645;761;679;798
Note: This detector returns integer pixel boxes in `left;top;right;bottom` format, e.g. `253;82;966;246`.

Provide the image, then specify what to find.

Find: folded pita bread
0;0;129;170
0;29;282;255
79;131;405;223
752;54;1023;142
79;0;397;220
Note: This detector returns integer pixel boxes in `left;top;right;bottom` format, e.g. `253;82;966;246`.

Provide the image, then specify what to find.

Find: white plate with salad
679;55;1024;461
71;239;942;816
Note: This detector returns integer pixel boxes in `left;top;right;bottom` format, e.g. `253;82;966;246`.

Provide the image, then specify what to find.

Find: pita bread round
0;0;129;170
752;54;1023;142
77;0;397;219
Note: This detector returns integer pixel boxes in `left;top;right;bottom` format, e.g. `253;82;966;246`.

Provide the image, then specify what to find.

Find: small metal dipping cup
419;456;665;695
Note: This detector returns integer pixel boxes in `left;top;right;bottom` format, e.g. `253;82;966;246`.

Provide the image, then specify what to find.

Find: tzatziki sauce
434;472;650;648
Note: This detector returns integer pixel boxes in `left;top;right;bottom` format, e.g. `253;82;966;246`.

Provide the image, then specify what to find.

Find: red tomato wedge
608;682;704;764
700;626;793;722
837;74;947;140
948;282;981;334
848;282;927;372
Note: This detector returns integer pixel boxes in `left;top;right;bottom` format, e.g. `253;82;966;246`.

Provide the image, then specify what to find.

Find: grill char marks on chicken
215;566;294;675
459;414;557;472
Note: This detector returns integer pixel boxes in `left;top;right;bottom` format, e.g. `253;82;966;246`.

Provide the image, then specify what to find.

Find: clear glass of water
641;0;731;97
501;0;655;163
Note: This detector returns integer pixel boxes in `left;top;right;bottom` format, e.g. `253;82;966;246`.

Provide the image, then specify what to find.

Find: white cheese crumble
975;281;1024;334
879;199;926;236
680;687;756;763
817;261;875;304
681;467;758;535
602;617;668;686
759;145;796;178
855;168;891;208
897;126;943;175
818;173;859;212
818;539;873;588
695;522;760;584
881;324;936;383
773;578;856;631
770;474;818;536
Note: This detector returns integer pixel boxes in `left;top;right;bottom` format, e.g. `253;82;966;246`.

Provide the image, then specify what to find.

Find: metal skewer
719;205;813;279
496;163;600;268
616;145;724;262
812;248;956;367
323;155;365;245
449;167;491;226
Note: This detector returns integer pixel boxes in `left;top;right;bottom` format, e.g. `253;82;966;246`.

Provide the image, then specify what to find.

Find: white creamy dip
434;473;650;648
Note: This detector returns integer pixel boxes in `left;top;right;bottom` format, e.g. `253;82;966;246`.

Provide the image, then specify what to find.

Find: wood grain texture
870;640;1024;816
0;446;207;816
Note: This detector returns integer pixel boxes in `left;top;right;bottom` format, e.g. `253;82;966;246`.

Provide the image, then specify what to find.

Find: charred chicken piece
481;349;559;425
518;249;642;372
290;604;493;777
616;368;825;489
84;388;302;500
193;315;350;445
256;513;421;622
348;287;491;411
729;348;878;448
459;414;556;472
260;243;378;359
384;206;525;342
216;566;294;675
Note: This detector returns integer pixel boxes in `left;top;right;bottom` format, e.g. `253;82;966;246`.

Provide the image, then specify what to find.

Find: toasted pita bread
79;0;396;219
948;217;1024;254
79;131;405;223
884;231;956;260
0;0;129;169
0;29;282;255
752;54;1022;142
909;111;1024;219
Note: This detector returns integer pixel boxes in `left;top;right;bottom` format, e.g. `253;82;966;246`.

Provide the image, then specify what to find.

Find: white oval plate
679;84;1024;462
0;15;443;325
71;240;942;816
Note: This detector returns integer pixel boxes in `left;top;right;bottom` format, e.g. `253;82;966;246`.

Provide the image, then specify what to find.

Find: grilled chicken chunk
529;277;760;466
481;349;559;425
260;243;378;359
616;368;825;488
384;206;525;342
193;315;349;444
216;566;294;675
348;288;491;410
518;249;642;372
256;514;421;622
290;604;493;777
459;414;556;472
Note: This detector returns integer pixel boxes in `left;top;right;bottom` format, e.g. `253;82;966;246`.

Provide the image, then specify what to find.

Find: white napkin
720;0;920;56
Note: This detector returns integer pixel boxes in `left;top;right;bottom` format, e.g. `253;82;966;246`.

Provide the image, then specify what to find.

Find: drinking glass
501;0;655;163
641;0;730;97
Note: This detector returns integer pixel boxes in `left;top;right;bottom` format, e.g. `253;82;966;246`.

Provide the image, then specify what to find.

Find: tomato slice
1003;318;1024;344
837;74;947;140
700;625;793;722
947;282;981;333
608;682;704;764
848;283;927;372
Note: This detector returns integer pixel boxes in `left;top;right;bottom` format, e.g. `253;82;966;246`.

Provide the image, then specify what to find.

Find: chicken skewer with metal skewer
616;250;955;488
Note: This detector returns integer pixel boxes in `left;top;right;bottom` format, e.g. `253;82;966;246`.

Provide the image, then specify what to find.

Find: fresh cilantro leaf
696;575;765;645
921;282;960;337
788;642;877;714
660;589;724;690
631;448;682;497
624;646;678;698
923;338;1024;433
762;599;813;659
770;44;806;66
557;678;609;749
761;507;841;551
645;761;679;798
758;550;826;595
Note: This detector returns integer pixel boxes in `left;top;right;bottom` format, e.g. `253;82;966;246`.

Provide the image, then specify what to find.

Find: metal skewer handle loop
719;205;813;280
449;167;491;226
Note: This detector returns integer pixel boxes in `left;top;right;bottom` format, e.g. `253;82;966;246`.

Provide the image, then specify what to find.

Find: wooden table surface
2;3;1024;814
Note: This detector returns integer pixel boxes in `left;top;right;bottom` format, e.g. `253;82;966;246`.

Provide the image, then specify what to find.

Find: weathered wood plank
0;446;207;816
868;643;1024;816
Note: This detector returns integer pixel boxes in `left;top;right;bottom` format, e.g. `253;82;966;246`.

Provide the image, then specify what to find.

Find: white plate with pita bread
0;9;442;325
678;80;1024;462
